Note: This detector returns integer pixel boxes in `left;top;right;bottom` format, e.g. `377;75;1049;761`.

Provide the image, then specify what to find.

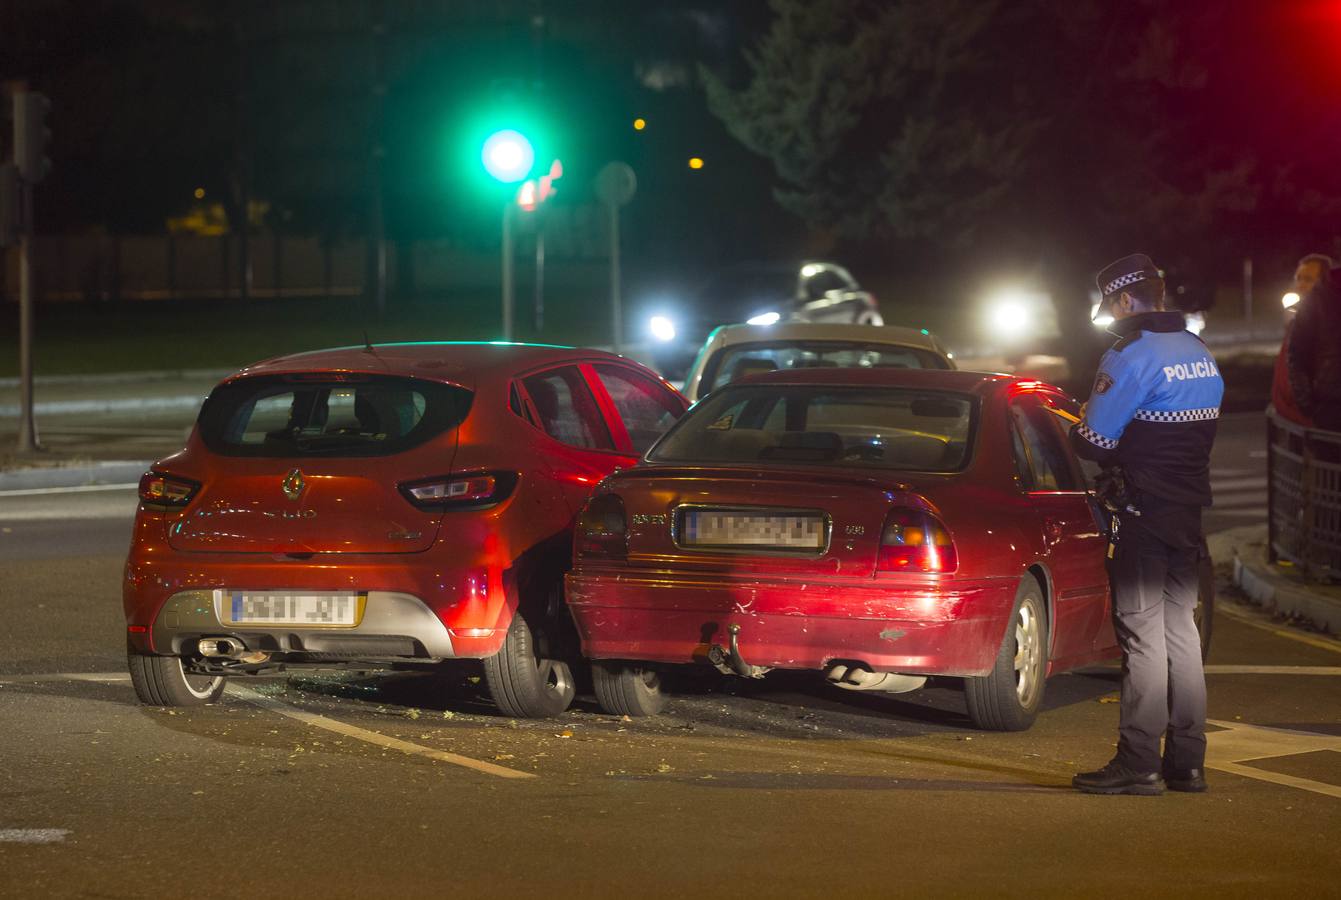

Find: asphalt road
2;413;1339;898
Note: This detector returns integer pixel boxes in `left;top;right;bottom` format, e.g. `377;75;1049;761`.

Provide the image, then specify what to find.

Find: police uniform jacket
1070;310;1224;509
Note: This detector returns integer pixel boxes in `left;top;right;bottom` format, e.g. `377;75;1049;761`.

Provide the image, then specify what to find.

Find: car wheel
1195;550;1214;662
127;650;226;706
482;608;576;718
964;578;1048;731
592;661;666;717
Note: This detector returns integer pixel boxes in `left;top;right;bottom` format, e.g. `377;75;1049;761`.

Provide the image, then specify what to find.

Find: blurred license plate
681;510;825;550
218;591;363;627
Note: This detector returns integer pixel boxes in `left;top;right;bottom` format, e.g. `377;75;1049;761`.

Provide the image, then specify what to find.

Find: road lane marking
0;829;70;844
0;673;129;683
1217;603;1341;654
1210;477;1268;491
1204;665;1341;675
1207;720;1341;800
230;686;537;781
0;483;138;498
1214;509;1268;518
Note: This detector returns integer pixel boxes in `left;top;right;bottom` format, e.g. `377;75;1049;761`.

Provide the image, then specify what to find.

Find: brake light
577;494;627;560
137;471;199;508
399;472;517;510
877;507;958;573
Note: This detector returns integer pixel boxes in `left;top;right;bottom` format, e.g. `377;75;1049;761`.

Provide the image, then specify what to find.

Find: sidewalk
1210;525;1341;635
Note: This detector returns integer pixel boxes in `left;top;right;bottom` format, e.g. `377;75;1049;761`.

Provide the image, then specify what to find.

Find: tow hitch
706;624;770;679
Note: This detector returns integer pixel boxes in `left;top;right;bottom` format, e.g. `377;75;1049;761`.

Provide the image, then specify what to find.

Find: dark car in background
643;261;883;377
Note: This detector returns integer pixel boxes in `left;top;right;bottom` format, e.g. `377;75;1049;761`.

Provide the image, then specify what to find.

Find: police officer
1070;253;1223;796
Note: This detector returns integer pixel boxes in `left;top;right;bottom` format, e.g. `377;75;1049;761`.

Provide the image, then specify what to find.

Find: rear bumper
564;570;1019;676
124;544;516;659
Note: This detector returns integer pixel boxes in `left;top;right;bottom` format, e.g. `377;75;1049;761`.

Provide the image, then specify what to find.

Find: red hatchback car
124;342;687;717
567;368;1132;730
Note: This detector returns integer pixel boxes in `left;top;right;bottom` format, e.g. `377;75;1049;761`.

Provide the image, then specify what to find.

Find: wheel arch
1025;563;1055;658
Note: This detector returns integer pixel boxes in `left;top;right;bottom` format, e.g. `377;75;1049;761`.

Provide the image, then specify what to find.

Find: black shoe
1163;767;1209;793
1072;761;1165;795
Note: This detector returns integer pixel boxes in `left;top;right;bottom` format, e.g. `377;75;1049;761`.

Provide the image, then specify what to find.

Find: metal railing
1267;407;1341;581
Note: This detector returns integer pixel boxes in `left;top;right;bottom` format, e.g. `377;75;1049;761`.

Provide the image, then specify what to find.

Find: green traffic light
481;129;534;183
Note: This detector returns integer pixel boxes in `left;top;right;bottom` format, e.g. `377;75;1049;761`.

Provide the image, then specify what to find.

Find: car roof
703;322;943;353
731;366;1045;397
225;342;633;388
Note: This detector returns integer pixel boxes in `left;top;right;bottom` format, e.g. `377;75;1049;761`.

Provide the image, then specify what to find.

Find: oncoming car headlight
747;311;781;326
649;315;677;342
1090;301;1115;328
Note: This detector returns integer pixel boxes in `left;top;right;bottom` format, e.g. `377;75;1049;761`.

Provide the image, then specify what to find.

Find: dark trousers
1107;508;1207;773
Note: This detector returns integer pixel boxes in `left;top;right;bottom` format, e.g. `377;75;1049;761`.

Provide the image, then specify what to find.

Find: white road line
0;483;138;498
0;829;70;844
230;686;537;781
1214;509;1267;518
1204;665;1341;675
1217;603;1341;654
1207;719;1341;800
0;673;128;683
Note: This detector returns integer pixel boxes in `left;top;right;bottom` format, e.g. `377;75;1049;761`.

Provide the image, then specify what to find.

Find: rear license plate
217;590;364;627
680;509;826;551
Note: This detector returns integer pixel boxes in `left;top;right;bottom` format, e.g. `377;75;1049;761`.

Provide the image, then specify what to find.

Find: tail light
877;507;958;573
577;494;627;560
138;471;199;508
399;472;518;511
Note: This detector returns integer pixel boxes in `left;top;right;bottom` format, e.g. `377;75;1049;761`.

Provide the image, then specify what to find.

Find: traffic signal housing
13;91;52;184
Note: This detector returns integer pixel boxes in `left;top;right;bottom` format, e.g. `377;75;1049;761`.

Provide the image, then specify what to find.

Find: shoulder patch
1094;372;1115;394
1113;331;1143;352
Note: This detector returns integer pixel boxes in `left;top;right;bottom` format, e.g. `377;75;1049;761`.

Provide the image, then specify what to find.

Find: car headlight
747;311;780;326
988;292;1031;338
1282;291;1300;310
649;315;677;342
1185;311;1206;335
1090;301;1115;328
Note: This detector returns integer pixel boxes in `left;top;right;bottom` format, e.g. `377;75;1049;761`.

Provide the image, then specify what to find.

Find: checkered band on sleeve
1077;421;1118;450
1103;271;1149;296
1132;407;1220;423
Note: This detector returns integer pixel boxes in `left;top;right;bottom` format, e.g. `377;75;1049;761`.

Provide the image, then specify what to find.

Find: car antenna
362;330;375;354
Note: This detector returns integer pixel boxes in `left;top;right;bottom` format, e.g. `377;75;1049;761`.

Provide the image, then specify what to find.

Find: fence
1267;407;1341;581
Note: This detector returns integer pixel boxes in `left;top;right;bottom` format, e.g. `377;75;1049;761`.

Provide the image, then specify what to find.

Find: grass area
0;293;617;377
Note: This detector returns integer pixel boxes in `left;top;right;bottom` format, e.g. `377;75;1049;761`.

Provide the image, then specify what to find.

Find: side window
1010;399;1079;491
804;270;845;301
592;365;685;454
522;367;614;450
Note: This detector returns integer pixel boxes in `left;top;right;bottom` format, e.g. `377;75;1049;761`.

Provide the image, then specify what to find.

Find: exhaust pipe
825;663;926;694
197;637;269;665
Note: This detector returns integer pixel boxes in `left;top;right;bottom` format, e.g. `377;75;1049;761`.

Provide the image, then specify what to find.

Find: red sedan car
567;368;1126;730
124;342;687;716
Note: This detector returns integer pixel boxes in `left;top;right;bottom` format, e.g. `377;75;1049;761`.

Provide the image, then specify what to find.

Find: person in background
1287;258;1341;431
1271;253;1332;426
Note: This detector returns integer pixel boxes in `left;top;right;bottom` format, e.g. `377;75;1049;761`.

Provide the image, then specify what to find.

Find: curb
1231;554;1341;636
0;396;205;417
0;460;152;492
0;368;232;389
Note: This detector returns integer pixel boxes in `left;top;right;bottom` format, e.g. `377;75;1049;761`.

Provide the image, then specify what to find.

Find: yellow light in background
633;117;646;131
193;187;205;199
688;157;704;170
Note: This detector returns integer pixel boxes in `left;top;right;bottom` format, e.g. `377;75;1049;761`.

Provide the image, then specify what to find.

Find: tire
592;661;666;717
127;650;226;707
482;608;576;718
964;577;1048;731
1195;548;1214;662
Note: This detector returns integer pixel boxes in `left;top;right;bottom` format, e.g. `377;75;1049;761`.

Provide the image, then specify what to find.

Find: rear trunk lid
166;372;471;554
615;466;915;578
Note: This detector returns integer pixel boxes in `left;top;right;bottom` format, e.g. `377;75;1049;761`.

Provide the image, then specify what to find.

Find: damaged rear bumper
564;570;1018;676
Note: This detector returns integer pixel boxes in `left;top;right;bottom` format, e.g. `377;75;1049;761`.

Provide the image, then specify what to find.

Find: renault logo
281;468;305;501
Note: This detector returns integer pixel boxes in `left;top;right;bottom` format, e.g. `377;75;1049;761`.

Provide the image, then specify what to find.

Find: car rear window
703;341;949;395
197;374;472;457
648;384;976;472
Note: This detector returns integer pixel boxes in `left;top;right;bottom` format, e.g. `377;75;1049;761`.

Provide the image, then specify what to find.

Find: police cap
1097;253;1162;302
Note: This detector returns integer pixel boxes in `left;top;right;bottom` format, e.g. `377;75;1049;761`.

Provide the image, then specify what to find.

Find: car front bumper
564;570;1019;676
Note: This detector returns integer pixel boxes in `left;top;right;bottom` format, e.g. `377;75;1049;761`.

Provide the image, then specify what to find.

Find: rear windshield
649;384;976;472
703;340;949;395
197;374;472;458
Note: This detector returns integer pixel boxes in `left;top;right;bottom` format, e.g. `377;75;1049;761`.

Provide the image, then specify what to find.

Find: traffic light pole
16;182;39;453
501;202;514;341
